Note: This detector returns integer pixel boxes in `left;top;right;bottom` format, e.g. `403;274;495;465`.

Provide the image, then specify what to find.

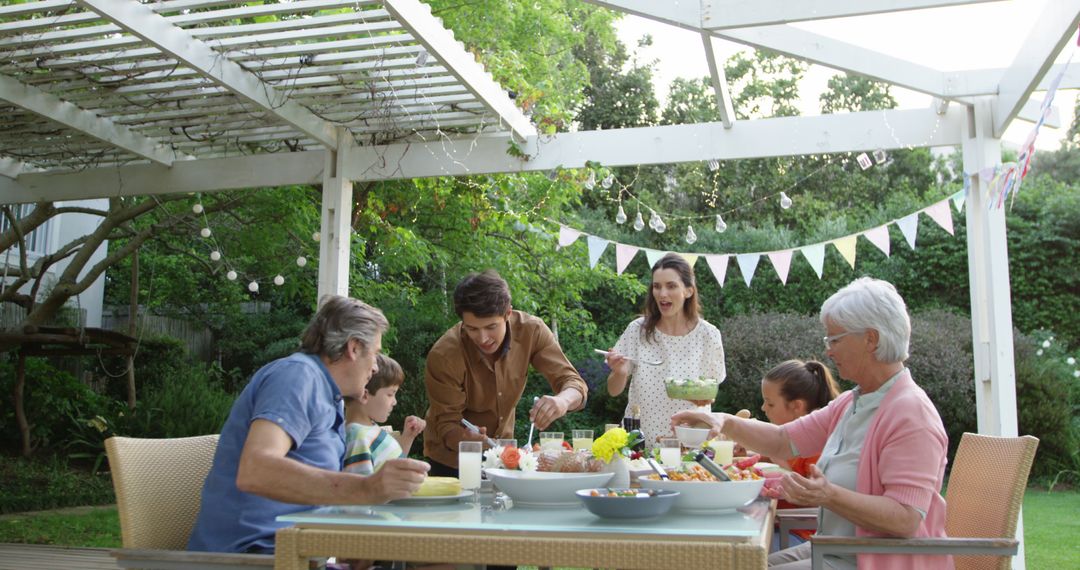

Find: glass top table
276;495;776;569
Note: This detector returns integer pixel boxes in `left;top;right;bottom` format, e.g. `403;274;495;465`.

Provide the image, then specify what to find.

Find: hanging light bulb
248;281;259;293
633;211;645;231
685;225;697;244
648;210;661;230
273;275;285;286
296;256;308;267
615;204;627;224
715;214;728;233
655;217;666;234
192;203;204;214
707;159;720;172
601;173;614;189
226;270;237;281
584;170;596;190
779;191;793;209
210;250;221;261
312;232;321;242
199;227;211;238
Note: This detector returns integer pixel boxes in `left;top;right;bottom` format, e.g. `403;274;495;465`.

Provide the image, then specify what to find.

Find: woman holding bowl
605;253;726;445
672;277;949;570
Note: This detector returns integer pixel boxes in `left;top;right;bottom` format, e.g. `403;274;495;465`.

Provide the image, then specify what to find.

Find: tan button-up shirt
423;310;588;467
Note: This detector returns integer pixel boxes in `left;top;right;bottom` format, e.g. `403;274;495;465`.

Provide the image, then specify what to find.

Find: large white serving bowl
675;425;710;448
638;476;765;513
485;468;614;507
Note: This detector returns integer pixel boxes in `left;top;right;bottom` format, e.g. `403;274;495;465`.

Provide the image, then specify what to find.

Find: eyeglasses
823;331;854;350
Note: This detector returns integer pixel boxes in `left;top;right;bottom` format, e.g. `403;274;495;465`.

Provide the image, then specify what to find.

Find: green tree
820;74;898;114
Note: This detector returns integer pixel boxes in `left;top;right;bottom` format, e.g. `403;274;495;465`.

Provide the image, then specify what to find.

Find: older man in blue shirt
188;296;429;554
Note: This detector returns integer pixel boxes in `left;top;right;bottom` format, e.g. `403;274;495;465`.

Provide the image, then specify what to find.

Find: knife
460;418;497;447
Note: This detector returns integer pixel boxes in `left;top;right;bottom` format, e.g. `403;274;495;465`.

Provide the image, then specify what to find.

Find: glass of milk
659;438;682;467
459;441;483;493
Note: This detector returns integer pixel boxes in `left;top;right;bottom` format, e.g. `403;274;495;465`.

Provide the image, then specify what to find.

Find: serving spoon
593;348;664;367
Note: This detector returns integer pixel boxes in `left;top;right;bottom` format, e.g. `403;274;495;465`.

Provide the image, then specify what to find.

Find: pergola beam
0;73;186;167
701;0;1009;30
75;0;340;149
991;0;1080;137
0;106;966;203
383;0;535;141
0;157;34;179
702;32;736;128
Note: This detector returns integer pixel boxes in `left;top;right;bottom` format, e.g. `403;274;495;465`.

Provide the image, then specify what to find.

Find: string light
200;227;211;238
248;281;259;293
296;256;308;267
273;275;285;286
648;210;661;230
601;174;614;189
192;203;204;214
780;192;793;209
584;171;596;190
685;224;697;244
715;214;727;233
312;232;320;242
615;204;627;224
210;250;221;261
633;211;645;231
226;270;237;281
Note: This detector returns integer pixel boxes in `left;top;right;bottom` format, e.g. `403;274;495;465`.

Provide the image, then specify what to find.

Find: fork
593;348;664;367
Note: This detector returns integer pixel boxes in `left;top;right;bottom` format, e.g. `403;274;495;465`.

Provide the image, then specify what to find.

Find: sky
614;0;1077;151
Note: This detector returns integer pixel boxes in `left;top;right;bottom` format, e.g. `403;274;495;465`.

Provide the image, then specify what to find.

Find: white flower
1037;349;1044;356
483;446;504;470
1042;340;1051;348
518;453;538;472
1067;357;1076;365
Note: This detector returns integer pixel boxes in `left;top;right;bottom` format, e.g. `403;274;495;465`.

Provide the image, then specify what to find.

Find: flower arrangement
590;428;644;463
482;444;538;472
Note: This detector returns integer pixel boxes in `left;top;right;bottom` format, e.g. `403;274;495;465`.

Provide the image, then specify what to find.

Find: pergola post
962;97;1024;568
317;128;355;303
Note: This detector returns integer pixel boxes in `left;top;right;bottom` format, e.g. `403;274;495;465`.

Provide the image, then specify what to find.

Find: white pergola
1;1;1077;563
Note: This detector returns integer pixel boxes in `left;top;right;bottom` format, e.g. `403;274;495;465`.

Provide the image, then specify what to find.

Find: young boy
344;354;426;474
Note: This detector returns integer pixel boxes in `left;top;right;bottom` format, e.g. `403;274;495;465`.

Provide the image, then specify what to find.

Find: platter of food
638;464;765;513
664;377;720;402
576;488;680;519
485;468;614;507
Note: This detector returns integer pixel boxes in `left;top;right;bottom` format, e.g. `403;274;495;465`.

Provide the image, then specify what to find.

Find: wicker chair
105;435;272;569
810;432;1039;570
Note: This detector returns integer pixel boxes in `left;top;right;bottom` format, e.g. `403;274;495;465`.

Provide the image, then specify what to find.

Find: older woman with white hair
673;278;950;570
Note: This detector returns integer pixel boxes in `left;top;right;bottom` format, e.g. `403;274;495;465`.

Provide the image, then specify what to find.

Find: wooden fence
101;309;214;361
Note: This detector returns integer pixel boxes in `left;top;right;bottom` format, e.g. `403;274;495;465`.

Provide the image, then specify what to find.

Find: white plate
388;490;474;506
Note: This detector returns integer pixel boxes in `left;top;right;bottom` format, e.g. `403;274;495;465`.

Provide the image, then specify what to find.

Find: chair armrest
776;508;818;550
111;548;275;570
809;536;1019;570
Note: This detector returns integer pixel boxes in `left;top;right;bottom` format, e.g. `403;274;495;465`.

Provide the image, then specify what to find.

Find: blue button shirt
187;352;344;553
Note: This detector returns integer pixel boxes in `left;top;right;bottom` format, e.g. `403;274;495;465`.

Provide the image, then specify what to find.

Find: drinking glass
709;439;735;467
604;423;620;433
571;429;594;451
539;431;564;451
459;441;483;492
659;438;682;467
496;438;517;450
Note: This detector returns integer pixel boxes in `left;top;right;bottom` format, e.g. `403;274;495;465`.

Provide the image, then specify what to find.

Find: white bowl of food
484;468;613;507
675;425;711;448
638;468;765;513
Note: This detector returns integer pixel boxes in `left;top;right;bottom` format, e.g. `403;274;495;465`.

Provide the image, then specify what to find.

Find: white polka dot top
613;317;726;446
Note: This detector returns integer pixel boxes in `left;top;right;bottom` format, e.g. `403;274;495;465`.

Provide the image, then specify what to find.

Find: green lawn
0;491;1076;567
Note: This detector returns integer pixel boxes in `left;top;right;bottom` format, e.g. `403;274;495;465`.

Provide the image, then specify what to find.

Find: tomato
735;454;761;470
561;440;574;452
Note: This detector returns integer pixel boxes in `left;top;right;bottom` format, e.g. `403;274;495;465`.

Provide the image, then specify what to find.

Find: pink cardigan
784;370;952;570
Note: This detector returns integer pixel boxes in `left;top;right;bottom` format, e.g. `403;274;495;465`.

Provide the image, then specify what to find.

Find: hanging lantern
199;227;211;238
685;225;697;244
192;203;204;214
273;275;285;286
715;214;728;233
633;212;645;231
210;251;221;261
615;204;627;224
296;256;308;267
226;270;237;281
248;281;259;293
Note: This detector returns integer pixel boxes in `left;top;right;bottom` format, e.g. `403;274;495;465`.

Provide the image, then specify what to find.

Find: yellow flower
591;428;629;463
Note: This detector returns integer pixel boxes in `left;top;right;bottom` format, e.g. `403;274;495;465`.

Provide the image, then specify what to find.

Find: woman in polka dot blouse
604;253;727;445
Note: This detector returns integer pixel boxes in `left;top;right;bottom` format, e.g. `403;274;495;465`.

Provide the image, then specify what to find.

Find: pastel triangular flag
832;235;858;269
615;244;639;275
924;200;954;235
951;189;966;213
586;236;609;268
677;253;699;268
896;213;919;249
767;250;793;285
557;226;581;249
863;225;891;257
736;253;760;287
800;244;826;278
644;249;665;268
705;254;729;287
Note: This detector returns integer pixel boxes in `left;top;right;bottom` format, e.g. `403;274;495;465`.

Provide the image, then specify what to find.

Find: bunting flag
924;200;954;235
644;248;665;268
615;243;638;274
863;225;891;257
552;190;962;288
833;235;858;269
736;253;760;287
800;244;826;278
896;213;919;249
705;254;730;287
586;235;609;268
767;250;793;284
557;226;581;249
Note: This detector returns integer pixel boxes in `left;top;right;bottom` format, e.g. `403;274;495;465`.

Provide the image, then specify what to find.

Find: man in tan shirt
423;270;588;474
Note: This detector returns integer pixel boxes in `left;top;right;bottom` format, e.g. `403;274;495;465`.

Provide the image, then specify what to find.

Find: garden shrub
1014;332;1079;483
0;455;114;514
